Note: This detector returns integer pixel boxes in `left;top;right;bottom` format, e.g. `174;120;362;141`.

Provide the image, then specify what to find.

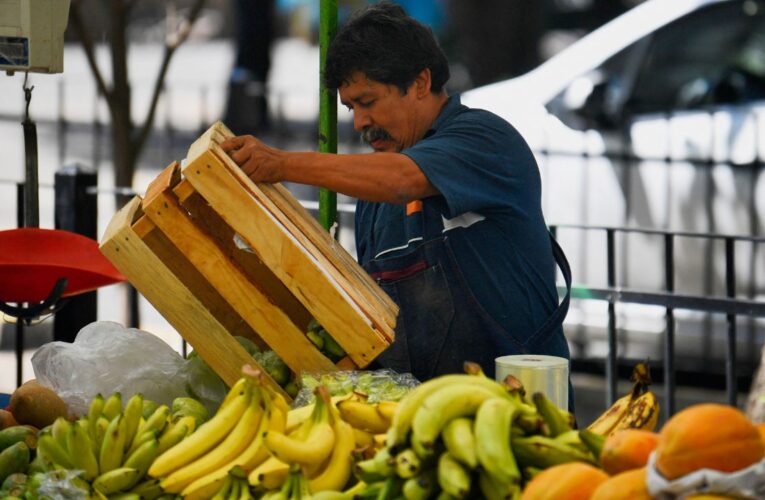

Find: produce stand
99;122;398;400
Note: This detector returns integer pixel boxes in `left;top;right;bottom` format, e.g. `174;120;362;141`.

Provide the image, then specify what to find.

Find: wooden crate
100;122;398;399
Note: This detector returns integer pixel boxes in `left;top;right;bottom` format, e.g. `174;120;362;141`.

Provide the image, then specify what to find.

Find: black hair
324;1;450;94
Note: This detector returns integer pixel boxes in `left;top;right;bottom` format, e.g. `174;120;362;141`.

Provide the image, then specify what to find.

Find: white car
462;0;765;374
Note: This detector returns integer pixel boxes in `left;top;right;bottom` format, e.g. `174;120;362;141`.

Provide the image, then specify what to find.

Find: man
221;2;571;382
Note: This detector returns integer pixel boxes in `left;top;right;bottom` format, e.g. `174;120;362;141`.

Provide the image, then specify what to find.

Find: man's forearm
280;151;438;204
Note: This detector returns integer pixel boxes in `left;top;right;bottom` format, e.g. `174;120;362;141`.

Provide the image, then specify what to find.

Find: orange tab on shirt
406;200;423;216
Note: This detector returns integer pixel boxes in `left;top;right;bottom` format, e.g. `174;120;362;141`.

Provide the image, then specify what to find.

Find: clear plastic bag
293;368;419;407
31;321;227;416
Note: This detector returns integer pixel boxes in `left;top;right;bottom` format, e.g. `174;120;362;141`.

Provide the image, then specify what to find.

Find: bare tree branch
133;0;207;154
69;0;112;106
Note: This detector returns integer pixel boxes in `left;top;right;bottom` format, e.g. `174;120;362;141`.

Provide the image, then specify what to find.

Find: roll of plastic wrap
495;355;569;410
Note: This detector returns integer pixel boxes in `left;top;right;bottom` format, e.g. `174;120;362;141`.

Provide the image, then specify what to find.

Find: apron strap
529;233;572;341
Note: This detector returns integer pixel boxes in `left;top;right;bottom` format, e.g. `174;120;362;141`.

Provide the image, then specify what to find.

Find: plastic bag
646;452;765;499
293;368;419;407
31;321;227;416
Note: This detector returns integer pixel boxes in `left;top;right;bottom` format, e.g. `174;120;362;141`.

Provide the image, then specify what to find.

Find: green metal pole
319;0;338;232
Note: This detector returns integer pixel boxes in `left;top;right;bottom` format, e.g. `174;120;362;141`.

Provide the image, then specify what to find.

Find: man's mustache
361;127;393;145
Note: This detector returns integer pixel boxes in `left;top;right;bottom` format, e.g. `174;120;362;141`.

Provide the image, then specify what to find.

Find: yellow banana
174;414;198;434
181;393;284;500
442;417;478;469
102;392;123;421
351;428;374;447
375;401;398;423
122;393;144;451
160;391;264;493
264;391;334;466
220;378;249;408
67;421;99;480
612;391;659;433
88;393;106;436
353;447;395;484
337;400;390;434
475;398;521;486
92;467;141;495
99;415;128;474
149;384;251;478
411;384;500;457
437;452;471;499
249;455;290;490
586;392;633;436
123;436;159;478
387;373;509;449
309;418;355;492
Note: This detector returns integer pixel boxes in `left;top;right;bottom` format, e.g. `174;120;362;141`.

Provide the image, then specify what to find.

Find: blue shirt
355;95;560;340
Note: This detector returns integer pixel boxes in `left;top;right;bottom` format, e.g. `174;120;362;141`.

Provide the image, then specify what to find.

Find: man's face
338;72;419;153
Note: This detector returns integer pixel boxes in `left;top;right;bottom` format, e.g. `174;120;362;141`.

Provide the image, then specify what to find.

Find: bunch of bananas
149;365;291;500
34;391;196;498
586;362;660;437
345;363;602;499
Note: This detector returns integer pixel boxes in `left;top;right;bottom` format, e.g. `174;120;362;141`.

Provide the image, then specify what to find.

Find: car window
627;0;765;114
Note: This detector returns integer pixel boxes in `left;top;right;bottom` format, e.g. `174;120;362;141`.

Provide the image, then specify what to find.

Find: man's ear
414;68;433;98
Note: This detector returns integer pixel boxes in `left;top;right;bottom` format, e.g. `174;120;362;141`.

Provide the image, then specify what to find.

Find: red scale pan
0;228;126;306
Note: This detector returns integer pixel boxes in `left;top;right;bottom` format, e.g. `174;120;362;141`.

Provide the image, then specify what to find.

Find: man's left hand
220;135;284;183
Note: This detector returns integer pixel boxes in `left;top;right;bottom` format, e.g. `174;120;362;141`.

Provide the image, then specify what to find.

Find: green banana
123;437;159;477
99;415;127;474
319;329;346;359
374;476;402;500
411;384;499;457
401;469;436;500
212;475;232;500
127;428;160;457
122;393;144;451
478;471;521;500
306;330;324;350
67;420;99;480
129;479;164;500
36;435;73;469
437;452;470;499
227;475;241;500
474;398;521;486
578;429;606;460
511;434;598;469
102;392;123;421
532;392;571;437
353;447;395;484
92;467;141;495
156;420;190;454
386;373;510;450
51;417;71;451
110;493;141;500
442;417;477;469
554;429;589;453
393;448;422;479
137;405;171;437
171;397;209;427
142;399;160;420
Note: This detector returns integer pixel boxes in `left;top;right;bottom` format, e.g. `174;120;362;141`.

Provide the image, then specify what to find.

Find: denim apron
364;201;572;383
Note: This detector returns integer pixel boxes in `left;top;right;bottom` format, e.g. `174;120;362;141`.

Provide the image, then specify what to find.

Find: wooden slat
99;197;289;399
183;150;390;367
173;180;313;331
141;173;339;374
189;122;398;334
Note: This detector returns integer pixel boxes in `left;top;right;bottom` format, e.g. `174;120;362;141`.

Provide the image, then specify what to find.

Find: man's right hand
220;135;285;184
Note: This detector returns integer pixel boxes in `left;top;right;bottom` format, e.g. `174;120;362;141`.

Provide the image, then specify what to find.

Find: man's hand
220;135;285;183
